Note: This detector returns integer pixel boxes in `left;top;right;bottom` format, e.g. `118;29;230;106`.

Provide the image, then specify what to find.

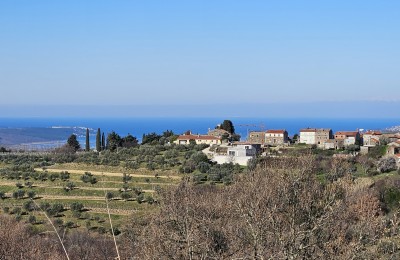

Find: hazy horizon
1;100;400;118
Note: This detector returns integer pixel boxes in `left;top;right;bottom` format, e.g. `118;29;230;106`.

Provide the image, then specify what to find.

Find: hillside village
174;126;400;168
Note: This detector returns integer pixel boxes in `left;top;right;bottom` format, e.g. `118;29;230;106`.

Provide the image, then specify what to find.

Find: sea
0;117;399;148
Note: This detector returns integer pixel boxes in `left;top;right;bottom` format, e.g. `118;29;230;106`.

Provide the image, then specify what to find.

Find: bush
39;202;50;211
193;173;207;183
65;221;76;229
146;195;155;204
54;218;63;226
70;202;84;212
106;192;114;201
121;192;132;201
11;207;21;215
64;182;76;192
0;191;5;200
111;227;121;236
60;171;70;181
49;173;59;182
46;203;64;217
28;215;37;224
125;161;139;169
12;190;25;199
378;157;397;173
197;162;211;173
23;201;35;212
81;172;97;184
27;191;36;199
377;239;398;254
25;181;33;188
136;193;145;204
15;214;22;222
97;227;106;234
368;170;380;177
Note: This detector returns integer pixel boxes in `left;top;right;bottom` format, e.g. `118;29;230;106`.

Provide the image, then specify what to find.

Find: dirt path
31;204;134;216
35;168;181;180
0;181;155;193
85;207;134;215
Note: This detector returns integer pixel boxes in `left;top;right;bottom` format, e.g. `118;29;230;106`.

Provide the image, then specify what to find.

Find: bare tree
126;155;389;259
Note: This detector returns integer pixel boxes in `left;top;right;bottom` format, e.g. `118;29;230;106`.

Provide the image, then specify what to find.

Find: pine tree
85;128;90;151
220;120;235;134
96;128;101;152
102;132;105;150
67;134;80;152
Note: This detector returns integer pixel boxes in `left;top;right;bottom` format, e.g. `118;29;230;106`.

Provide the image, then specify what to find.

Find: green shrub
28;215;37;224
70;202;84;212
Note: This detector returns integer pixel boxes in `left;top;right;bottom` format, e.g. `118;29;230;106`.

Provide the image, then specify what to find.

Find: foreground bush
0;215;118;260
123;156;400;259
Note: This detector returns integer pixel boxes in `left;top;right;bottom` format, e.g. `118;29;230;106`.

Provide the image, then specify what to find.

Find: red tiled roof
371;137;380;143
266;129;286;134
335;131;358;137
177;134;221;141
300;128;331;133
300;128;317;132
364;131;382;135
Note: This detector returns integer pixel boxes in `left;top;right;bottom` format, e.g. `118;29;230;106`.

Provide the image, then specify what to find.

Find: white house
210;142;260;166
174;133;222;145
299;128;332;145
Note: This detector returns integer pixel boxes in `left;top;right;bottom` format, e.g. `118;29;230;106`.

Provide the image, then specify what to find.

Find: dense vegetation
1;128;400;259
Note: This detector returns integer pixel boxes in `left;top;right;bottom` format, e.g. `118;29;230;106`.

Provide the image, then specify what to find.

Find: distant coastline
1;117;399;150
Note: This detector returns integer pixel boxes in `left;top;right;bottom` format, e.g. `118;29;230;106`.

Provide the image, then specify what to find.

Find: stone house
248;131;266;144
387;141;400;155
207;128;230;138
334;131;361;146
362;131;382;147
299;128;333;145
265;130;289;146
323;139;345;150
395;154;400;168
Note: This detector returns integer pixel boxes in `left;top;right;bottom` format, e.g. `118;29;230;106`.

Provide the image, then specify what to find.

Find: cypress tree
102;132;105;150
85;128;90;151
96;128;101;151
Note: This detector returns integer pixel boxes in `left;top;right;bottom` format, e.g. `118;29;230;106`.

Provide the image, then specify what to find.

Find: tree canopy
219;120;235;134
106;131;122;152
122;134;139;148
66;134;80;152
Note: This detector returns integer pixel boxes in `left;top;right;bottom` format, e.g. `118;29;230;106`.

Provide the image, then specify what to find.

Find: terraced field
0;163;182;233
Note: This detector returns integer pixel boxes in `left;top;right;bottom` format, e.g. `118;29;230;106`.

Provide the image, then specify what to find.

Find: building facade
248;131;266;144
334;131;361;146
299;128;332;145
362;131;382;147
210;142;260;166
174;134;222;145
265;130;289;146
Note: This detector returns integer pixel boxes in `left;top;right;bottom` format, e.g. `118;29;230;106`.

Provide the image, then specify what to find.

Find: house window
229;151;236;156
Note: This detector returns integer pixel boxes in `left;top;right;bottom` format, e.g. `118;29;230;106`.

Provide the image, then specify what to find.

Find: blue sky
1;1;399;117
